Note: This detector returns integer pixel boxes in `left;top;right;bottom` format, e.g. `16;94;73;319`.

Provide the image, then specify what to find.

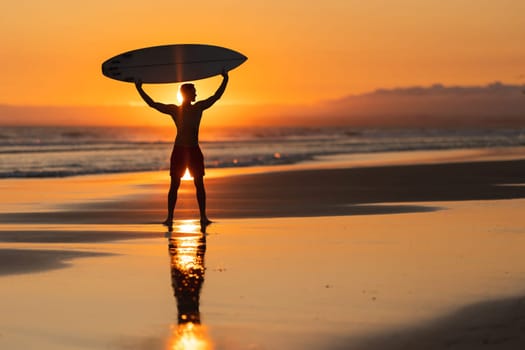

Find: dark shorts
170;145;205;178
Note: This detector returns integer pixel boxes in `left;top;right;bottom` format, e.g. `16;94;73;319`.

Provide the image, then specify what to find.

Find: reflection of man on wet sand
135;70;229;231
167;234;210;348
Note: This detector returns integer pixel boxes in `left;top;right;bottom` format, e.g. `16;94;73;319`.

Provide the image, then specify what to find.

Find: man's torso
171;104;203;146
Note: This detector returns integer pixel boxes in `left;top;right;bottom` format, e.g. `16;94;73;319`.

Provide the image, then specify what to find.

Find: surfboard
101;44;247;84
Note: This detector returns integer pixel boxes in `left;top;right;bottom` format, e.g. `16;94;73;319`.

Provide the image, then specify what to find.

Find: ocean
0;126;524;178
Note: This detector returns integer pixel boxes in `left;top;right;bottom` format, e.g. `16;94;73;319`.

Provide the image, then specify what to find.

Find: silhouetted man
135;70;228;230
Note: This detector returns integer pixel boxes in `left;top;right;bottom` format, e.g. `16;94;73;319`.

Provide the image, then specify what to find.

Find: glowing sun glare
177;90;183;105
182;168;193;181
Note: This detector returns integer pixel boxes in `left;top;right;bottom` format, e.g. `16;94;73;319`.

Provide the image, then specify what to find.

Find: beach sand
1;148;525;349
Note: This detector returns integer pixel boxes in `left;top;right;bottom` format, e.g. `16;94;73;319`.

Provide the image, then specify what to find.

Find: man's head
180;83;196;103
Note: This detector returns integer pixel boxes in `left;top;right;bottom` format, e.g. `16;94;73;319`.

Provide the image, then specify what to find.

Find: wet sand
342;296;525;350
0;248;110;276
1;148;525;349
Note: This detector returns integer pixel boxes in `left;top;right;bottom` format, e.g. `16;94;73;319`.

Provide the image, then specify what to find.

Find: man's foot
162;218;173;227
200;218;213;233
200;218;213;226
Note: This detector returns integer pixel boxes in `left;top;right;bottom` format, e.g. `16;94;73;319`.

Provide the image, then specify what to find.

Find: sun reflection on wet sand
167;322;212;350
166;220;212;349
174;220;202;235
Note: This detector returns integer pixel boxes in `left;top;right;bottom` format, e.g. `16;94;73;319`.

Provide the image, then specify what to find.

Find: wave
0;153;309;178
1;126;524;178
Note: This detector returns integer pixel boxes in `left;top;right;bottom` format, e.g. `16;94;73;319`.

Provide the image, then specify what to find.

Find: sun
177;90;183;105
181;168;193;181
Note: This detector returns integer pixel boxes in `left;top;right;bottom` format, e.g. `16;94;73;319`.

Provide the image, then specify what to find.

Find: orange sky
1;0;524;125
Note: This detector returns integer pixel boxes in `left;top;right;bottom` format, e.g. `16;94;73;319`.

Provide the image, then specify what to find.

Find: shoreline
1;155;524;225
1;146;525;181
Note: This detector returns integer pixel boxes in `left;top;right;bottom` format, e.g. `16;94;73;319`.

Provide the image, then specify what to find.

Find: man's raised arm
135;80;174;115
196;69;229;110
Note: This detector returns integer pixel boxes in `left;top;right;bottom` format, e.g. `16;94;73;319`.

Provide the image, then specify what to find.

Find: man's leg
194;176;211;227
164;176;181;226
